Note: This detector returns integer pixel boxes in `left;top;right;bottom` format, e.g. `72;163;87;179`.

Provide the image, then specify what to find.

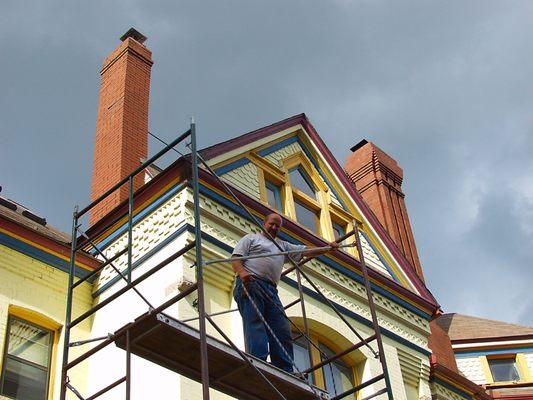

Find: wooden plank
115;313;328;400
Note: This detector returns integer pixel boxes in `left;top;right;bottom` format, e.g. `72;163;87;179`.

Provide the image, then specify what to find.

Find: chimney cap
120;27;147;44
350;139;368;153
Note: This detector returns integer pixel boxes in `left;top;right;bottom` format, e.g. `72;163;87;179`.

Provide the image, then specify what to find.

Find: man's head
263;213;283;237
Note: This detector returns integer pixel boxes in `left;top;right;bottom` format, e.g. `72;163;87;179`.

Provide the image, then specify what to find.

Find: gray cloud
1;0;532;326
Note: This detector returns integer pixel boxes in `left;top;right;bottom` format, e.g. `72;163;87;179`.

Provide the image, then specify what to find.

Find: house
0;195;99;399
0;27;520;400
436;313;533;400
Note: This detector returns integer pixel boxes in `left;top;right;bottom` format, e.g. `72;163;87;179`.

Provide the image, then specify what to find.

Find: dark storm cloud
1;1;531;325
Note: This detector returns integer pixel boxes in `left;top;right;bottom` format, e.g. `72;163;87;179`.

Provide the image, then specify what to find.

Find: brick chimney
344;140;425;282
90;28;153;225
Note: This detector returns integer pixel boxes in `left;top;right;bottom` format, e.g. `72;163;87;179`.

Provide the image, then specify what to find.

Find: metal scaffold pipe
203;243;356;266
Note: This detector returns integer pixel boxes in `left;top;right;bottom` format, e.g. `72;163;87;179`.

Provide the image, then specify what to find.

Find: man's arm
303;241;340;258
231;259;255;284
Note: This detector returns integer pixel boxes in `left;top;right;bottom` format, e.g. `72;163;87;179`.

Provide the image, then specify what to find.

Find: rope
253;283;339;397
240;283;322;399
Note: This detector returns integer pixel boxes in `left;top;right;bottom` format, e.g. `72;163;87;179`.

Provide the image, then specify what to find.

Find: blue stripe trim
359;230;400;283
455;347;533;357
91;180;431;319
94;221;430;356
90;181;188;253
0;232;91;280
214;158;251;175
199;184;432;320
433;377;472;400
257;136;299;156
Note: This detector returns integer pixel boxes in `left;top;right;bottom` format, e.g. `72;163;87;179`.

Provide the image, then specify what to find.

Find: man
232;213;339;373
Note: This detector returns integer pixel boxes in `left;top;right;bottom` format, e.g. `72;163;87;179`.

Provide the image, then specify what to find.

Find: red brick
344;141;425;282
89;36;153;225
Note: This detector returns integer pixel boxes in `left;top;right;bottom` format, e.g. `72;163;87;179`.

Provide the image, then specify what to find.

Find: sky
1;1;532;326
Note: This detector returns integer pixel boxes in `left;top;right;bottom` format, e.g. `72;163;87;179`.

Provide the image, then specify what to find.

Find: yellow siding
0;245;94;400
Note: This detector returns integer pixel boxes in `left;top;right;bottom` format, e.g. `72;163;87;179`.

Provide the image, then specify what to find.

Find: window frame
483;354;531;385
0;315;54;400
250;147;365;251
293;330;360;396
1;306;60;400
265;180;283;211
283;153;328;236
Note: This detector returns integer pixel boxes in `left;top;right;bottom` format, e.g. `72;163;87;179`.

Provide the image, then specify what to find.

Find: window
0;316;53;400
253;149;359;243
292;333;357;396
265;180;282;211
294;201;319;233
320;343;355;395
332;222;346;243
286;162;322;235
488;357;522;382
289;167;316;199
293;336;313;383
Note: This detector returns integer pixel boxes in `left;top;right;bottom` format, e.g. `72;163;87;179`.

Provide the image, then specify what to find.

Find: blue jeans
233;277;294;373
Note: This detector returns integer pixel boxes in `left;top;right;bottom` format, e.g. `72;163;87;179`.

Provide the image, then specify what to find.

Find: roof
436;313;533;342
0;196;70;243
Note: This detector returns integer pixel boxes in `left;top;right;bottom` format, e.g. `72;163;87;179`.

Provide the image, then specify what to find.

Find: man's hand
328;241;340;251
232;258;255;298
239;270;255;285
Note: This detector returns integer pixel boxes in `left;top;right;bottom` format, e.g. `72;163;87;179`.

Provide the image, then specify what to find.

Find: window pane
265;181;282;210
332;223;346;243
290;167;315;198
1;357;48;400
488;358;521;382
320;344;354;395
293;340;311;372
7;319;51;367
294;201;317;233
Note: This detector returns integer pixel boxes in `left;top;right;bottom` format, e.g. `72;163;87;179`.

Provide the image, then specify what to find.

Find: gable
203;116;430;298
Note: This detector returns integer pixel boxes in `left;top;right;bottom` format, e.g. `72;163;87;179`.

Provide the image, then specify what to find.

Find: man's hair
264;213;282;224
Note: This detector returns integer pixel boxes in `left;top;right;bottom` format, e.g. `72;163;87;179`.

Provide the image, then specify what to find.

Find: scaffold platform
115;312;329;400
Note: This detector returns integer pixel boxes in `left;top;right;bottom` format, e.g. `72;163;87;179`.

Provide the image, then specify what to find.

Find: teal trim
359;230;400;283
0;231;91;280
433;377;472;400
257;136;299;156
455;347;533;358
214;157;250;175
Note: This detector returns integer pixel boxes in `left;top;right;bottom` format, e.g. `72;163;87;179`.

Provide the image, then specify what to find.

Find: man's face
263;214;282;237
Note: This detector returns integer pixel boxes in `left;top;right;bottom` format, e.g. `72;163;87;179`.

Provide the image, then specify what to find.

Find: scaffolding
60;122;395;400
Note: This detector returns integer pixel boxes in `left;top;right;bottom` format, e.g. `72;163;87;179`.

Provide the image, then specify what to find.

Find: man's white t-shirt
232;233;306;285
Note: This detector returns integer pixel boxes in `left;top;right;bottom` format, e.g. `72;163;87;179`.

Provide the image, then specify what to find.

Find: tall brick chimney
90;28;153;225
344;140;425;282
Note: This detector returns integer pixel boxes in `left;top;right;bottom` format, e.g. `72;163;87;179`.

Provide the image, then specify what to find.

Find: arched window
252;148;356;250
292;333;358;396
